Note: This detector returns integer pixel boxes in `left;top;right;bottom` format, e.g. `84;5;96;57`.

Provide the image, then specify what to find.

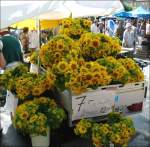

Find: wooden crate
61;85;117;127
115;81;145;112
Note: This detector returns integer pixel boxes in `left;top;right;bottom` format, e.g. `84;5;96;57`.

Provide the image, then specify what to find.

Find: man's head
125;23;132;31
23;27;29;33
94;19;98;25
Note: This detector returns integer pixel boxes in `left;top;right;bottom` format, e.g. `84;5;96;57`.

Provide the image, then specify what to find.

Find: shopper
98;21;104;33
140;20;146;37
0;29;23;68
146;20;150;35
114;21;124;40
91;19;99;34
20;27;29;54
131;21;138;47
29;29;39;52
105;19;116;37
122;23;136;49
0;39;6;69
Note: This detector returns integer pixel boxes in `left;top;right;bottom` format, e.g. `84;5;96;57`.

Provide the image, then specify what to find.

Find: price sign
71;88;116;121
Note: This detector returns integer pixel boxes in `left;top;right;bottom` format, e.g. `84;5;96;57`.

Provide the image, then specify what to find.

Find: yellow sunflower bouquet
79;33;121;60
13;97;66;136
52;60;111;94
0;64;28;92
59;18;92;40
74;112;135;147
15;69;55;100
97;56;129;84
118;58;144;83
39;34;77;68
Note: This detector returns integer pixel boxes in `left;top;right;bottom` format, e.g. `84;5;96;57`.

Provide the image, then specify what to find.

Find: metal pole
36;16;40;50
36;16;40;72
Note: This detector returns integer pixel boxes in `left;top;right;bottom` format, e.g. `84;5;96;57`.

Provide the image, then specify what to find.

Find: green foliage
122;1;133;11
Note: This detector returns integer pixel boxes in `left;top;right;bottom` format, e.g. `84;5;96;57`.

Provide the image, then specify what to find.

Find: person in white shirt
29;29;39;52
122;23;136;49
146;20;150;35
91;19;99;34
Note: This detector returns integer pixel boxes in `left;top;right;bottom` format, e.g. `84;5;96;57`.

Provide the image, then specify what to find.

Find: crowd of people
91;18;150;50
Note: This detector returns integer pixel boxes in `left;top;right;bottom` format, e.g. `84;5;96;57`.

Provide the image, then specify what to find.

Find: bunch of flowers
74;112;135;147
92;123;111;147
13;97;66;136
0;64;28;92
118;58;144;83
52;60;111;94
97;56;129;84
59;18;92;39
108;112;136;146
79;33;121;60
39;34;80;68
74;119;93;138
15;69;55;100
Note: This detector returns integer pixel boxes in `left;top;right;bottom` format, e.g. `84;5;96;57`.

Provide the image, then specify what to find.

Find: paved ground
0;64;150;147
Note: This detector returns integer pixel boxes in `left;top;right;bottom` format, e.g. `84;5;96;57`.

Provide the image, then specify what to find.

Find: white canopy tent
0;1;65;29
64;1;124;18
0;0;124;29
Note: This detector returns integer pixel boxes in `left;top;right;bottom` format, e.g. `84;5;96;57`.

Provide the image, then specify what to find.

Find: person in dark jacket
0;29;23;68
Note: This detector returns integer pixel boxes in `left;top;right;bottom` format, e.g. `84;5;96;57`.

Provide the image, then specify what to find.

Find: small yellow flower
57;61;68;73
111;134;121;144
20;111;29;120
78;126;87;134
69;60;78;71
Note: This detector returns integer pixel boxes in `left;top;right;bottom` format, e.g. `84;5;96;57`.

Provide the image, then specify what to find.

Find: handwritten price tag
71;88;116;121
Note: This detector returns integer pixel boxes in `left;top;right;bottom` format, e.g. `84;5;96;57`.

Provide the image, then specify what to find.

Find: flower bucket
30;130;50;147
5;91;18;117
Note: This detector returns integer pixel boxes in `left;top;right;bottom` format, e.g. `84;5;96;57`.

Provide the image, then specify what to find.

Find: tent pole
36;16;40;72
36;16;40;49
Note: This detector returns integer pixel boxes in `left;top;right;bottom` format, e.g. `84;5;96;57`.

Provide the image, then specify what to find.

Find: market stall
0;1;146;147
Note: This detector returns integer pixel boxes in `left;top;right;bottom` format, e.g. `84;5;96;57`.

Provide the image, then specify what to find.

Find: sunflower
57;61;69;73
85;122;92;128
80;67;88;73
20;111;29;120
32;86;44;96
54;52;61;59
49;99;57;108
69;60;78;71
92;136;101;147
77;29;82;35
84;62;92;69
29;115;38;123
56;40;64;50
91;39;100;48
111;134;121;144
85;73;93;81
78;126;87;134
